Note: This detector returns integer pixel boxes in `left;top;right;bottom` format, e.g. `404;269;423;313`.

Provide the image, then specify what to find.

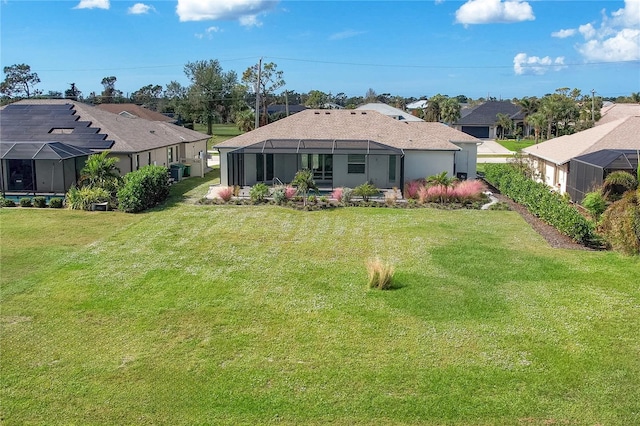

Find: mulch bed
490;192;593;251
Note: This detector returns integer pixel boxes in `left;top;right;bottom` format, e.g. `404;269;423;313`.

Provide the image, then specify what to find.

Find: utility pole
591;89;595;122
254;57;262;129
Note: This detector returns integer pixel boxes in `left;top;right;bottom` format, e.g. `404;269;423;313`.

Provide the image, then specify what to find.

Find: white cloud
574;0;640;62
578;28;640;61
74;0;109;10
195;26;224;40
455;0;534;25
176;0;277;26
329;30;366;41
128;3;155;15
513;53;566;75
551;29;576;39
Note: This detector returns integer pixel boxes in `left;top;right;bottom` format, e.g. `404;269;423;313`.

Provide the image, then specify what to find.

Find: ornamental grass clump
404;179;425;200
217;186;233;202
451;180;487;202
366;258;395;290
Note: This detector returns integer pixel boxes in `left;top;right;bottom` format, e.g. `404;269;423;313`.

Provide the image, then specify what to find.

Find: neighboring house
1;100;209;196
266;104;308;116
453;100;524;139
215;109;481;191
406;100;428;111
522;115;640;201
356;103;424;122
567;149;639;203
96;103;176;123
597;103;640;126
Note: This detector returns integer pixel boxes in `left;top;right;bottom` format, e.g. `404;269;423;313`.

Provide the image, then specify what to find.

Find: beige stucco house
215;109;481;191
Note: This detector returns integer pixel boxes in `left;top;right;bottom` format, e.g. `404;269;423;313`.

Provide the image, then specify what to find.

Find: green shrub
19;197;32;207
353;182;379;202
272;187;287;204
582;191;607;220
307;195;317;204
484;163;598;244
0;198;16;207
598;191;640;255
66;186;111;211
602;171;638;202
366;258;395;290
249;183;270;203
48;198;64;209
117;165;170;213
33;196;47;208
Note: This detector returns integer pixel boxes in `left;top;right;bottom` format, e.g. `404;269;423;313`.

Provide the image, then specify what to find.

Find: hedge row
484;163;597;244
117;165;170;213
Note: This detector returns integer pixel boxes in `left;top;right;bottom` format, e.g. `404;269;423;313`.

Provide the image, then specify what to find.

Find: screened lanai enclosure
567;149;640;203
224;139;405;189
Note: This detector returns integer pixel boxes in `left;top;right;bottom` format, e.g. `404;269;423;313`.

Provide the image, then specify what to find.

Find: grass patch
2;204;639;424
495;139;536;152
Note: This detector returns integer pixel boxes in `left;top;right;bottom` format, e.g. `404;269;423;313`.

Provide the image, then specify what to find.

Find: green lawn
2;176;639;425
192;123;244;150
495;139;537;152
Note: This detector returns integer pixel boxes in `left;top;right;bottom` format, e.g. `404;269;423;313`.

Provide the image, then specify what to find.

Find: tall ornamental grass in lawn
366;258;395;290
216;186;233;202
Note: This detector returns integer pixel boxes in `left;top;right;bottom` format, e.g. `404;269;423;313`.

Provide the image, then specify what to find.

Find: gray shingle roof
455;101;522;125
217;109;473;152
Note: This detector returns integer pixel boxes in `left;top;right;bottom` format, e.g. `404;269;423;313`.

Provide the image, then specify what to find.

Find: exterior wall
218;148;232;186
180;140;208;162
243;152;258;186
452;142;478;180
109;144;182;176
529;155;569;194
403;151;455;181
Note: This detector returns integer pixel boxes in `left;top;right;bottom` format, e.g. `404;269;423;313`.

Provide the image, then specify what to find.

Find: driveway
477;140;513;155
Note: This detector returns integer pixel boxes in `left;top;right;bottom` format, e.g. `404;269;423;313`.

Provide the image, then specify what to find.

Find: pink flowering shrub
451;180;486;202
285;185;297;199
217;186;233;202
331;187;344;202
404;179;425;200
419;184;452;203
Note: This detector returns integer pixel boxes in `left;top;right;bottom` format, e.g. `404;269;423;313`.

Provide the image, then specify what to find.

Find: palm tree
235;109;255;132
79;151;120;190
517;96;539;137
291;169;317;206
526;112;547;143
440;98;461;126
495;113;514;140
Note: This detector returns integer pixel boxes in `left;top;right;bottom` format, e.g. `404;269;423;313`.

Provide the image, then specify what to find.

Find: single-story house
0;99;210;196
96;103;176;123
215;109;481;191
453;100;524;139
522;115;640;200
567;149;639;203
356;103;424;122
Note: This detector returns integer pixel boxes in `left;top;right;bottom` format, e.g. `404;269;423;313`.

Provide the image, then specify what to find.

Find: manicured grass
2;190;639;424
192;123;244;149
495;139;536;152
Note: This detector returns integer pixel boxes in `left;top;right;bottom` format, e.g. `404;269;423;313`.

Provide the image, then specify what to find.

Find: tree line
2;62;639;139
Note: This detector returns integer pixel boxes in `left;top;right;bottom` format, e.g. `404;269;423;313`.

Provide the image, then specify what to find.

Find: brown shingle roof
217;110;471;151
96;103;175;122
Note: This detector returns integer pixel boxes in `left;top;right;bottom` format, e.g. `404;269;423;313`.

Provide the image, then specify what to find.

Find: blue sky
1;0;639;100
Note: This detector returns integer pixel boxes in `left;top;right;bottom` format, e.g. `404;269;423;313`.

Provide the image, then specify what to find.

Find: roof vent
350;111;356;115
361;111;367;114
325;111;330;114
314;111;320;115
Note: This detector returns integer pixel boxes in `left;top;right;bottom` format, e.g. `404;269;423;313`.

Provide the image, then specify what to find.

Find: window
167;147;174;164
256;153;274;182
301;154;332;180
388;155;396;181
148;152;152;166
348;154;366;174
135;154;140;170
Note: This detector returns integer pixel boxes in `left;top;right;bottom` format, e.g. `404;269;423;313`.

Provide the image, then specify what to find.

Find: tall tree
65;83;82;101
364;88;377;104
99;76;123;104
424;94;446;122
516;96;539;137
242;61;285;126
185;59;239;134
305;90;328;108
526;111;547;143
1;63;41;99
440;98;461;126
131;84;163;109
495;113;514;140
